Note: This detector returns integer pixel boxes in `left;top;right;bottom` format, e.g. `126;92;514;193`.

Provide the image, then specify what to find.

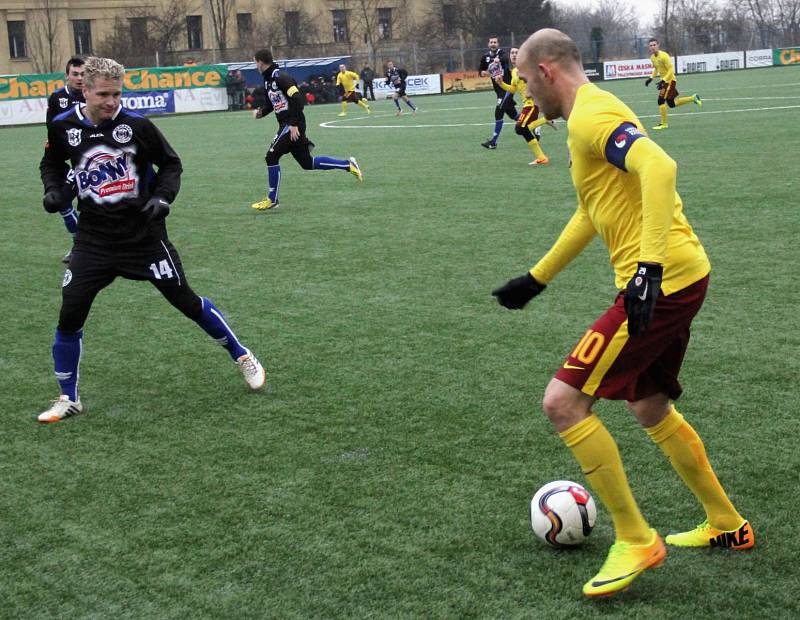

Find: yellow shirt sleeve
624;138;677;265
530;205;597;284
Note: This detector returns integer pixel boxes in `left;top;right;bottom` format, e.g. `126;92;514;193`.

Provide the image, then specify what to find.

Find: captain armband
603;122;646;172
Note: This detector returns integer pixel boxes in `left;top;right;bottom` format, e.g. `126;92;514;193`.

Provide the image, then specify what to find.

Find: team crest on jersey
67;128;82;146
62;269;72;287
76;144;139;203
59;97;69;108
112;124;133;144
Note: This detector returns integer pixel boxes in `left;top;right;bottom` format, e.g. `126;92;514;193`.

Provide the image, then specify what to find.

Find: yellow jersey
498;67;534;107
650;50;676;83
531;83;709;295
336;70;360;93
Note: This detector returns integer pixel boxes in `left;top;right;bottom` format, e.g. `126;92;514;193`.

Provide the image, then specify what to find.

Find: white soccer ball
530;480;596;547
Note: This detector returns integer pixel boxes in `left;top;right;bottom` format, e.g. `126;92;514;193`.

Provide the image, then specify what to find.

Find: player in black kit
384;61;417;116
478;36;516;149
38;56;266;423
250;49;363;211
46;56;86;263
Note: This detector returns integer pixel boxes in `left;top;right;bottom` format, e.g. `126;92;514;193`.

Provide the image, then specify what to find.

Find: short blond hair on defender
83;56;125;87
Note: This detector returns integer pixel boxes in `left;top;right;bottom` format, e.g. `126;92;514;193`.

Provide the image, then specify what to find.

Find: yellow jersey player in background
492;29;752;598
336;64;371;116
495;47;556;166
646;38;702;130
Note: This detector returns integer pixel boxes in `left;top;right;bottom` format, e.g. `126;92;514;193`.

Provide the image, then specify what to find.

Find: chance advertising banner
369;73;442;99
773;47;800;65
746;49;773;68
443;71;493;92
603;58;655;80
0;65;228;101
676;51;744;73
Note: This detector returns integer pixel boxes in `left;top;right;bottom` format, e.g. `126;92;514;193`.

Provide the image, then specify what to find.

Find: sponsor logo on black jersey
76;145;139;202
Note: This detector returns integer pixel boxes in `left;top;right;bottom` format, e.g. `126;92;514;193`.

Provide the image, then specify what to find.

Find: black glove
623;262;663;337
43;190;67;213
141;196;170;223
644;78;653;87
492;273;546;310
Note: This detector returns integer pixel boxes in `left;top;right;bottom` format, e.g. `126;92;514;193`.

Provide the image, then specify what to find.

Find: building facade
0;0;449;75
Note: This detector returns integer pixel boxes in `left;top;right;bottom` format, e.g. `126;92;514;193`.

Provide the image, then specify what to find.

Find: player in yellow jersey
495;47;556;166
646;38;702;130
493;29;752;598
336;64;371;116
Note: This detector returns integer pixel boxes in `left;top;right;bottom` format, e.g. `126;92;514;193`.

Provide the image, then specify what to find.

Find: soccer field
2;66;798;617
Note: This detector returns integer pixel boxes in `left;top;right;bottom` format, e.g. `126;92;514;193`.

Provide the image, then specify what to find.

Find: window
285;11;299;46
332;9;348;43
443;4;457;37
187;15;203;50
378;8;392;40
73;20;93;55
129;17;148;45
237;13;252;46
7;21;26;59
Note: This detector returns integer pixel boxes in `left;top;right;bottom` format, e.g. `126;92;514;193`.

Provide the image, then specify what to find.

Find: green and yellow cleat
349;157;363;182
666;519;754;549
693;93;703;107
251;198;279;211
652;123;669;130
583;529;666;598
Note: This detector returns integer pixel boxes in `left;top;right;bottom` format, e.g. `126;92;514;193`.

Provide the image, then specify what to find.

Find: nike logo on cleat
591;570;641;587
710;523;751;548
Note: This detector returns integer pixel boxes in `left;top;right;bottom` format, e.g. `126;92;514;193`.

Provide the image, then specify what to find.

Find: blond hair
83;56;125;87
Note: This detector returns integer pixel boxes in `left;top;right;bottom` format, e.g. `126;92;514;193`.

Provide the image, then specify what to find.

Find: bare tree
350;0;384;66
207;0;235;60
27;0;62;74
552;0;640;60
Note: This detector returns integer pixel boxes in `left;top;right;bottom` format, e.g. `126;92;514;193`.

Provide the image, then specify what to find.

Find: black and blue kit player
250;49;363;211
46;56;86;263
37;56;266;423
478;36;516;149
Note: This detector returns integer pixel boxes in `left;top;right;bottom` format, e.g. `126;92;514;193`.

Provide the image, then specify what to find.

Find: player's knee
494;108;504;121
265;151;280;166
542;380;591;432
514;123;526;136
667;98;676;108
58;304;87;333
164;286;202;320
294;152;314;170
657;97;666;105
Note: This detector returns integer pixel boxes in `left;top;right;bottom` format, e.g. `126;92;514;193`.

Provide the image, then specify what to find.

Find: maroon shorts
343;91;362;103
517;105;540;129
554;276;709;402
659;80;679;100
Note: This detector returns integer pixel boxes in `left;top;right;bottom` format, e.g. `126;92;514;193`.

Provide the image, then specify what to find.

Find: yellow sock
646;407;743;531
659;104;668;125
527;117;549;131
358;99;370;110
674;95;694;107
560;414;651;544
340;101;347;114
527;138;546;160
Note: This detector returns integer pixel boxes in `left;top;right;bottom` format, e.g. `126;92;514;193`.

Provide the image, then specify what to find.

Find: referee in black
38;56;265;423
